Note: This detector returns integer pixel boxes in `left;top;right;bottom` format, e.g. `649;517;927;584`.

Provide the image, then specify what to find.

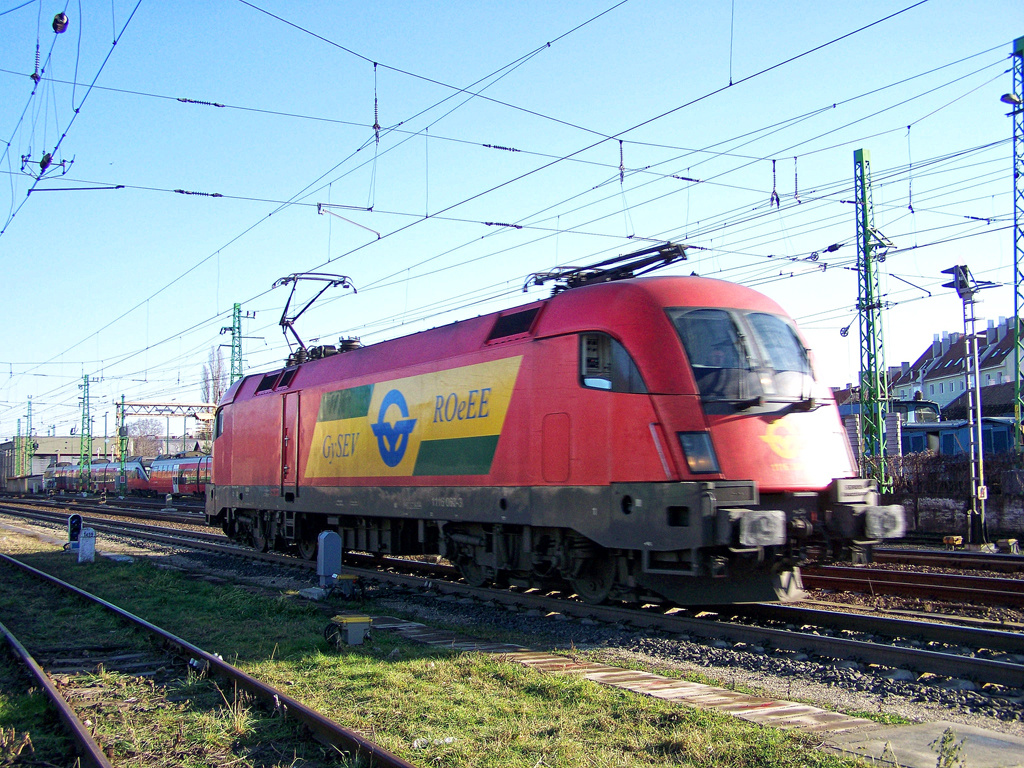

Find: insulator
52;13;69;33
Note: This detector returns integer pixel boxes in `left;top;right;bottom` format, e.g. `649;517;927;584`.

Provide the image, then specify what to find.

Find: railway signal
942;264;996;545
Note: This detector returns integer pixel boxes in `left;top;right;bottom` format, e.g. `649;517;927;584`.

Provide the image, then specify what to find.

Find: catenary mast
854;149;891;491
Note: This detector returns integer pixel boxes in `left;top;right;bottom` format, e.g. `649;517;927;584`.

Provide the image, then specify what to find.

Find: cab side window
213;409;224;440
580;333;647;393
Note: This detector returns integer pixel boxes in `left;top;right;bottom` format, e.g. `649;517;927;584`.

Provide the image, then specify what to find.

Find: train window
277;368;298;389
213;409;223;440
668;308;749;398
255;372;281;394
745;313;810;375
579;333;647;393
668;308;815;401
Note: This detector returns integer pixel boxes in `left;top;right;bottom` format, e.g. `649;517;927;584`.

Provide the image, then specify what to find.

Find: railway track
0;551;417;768
2;502;1021;691
802;566;1024;610
0;496;203;526
2;490;203;509
874;547;1024;574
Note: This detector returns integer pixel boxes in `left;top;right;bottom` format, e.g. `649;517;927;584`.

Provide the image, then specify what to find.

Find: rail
0;553;419;768
0;618;114;768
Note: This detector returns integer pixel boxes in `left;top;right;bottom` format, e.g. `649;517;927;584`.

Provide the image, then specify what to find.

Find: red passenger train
206;249;904;604
146;454;211;496
44;453;210;497
45;460;149;494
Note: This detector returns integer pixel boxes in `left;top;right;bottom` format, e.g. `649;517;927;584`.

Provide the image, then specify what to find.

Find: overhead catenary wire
6;1;1015;434
2;131;1009;420
1;0;142;238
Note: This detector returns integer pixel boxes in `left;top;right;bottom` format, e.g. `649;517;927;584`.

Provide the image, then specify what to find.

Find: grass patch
66;667;347;767
0;546;870;767
0;650;73;764
847;710;912;726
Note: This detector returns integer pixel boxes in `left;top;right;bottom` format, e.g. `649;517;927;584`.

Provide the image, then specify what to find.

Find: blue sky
1;0;1022;440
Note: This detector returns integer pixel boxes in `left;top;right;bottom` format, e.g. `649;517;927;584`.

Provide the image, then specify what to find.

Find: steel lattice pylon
1012;36;1024;449
25;397;33;477
14;420;21;477
117;394;128;495
854;149;890;490
220;302;255;385
79;375;92;492
230;302;243;383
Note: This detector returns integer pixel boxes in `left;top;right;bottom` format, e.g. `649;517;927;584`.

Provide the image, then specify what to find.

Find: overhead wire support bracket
317;203;380;239
273;273;356;359
27;185;124;194
20;153;73;180
524;242;687;294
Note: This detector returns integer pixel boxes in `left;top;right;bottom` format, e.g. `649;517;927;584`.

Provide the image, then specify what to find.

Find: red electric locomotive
206;246;904;604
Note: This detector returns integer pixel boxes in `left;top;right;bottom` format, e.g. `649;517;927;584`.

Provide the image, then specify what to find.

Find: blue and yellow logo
305;356;522;479
371;390;417;467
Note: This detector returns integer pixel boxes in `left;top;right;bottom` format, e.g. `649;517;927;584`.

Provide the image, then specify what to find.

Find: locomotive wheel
251;518;269;553
296;537;318;561
569;556;616;604
457;559;488;588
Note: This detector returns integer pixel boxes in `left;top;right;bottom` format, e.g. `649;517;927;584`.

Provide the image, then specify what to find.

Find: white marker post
78;527;96;563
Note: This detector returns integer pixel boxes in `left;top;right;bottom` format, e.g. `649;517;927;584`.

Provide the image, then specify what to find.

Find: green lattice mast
854;149;890;490
79;375;92;492
229;303;243;384
15;419;22;477
25;397;33;477
117;394;128;495
1010;36;1024;449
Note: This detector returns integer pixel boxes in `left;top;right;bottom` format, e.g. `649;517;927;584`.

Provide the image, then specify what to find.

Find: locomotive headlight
678;432;721;474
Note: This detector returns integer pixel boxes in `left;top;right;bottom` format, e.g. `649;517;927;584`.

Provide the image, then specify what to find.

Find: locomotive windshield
667;307;814;403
